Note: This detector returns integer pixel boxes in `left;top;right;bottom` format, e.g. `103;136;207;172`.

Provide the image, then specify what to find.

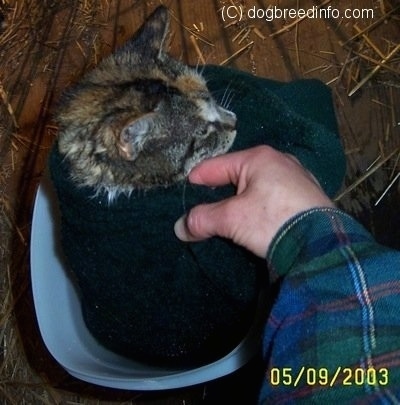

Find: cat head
57;6;236;198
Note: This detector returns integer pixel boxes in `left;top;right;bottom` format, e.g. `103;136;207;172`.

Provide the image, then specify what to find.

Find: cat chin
183;130;237;176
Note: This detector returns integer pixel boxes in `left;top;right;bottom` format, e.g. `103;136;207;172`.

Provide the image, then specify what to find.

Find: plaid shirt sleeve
259;207;400;403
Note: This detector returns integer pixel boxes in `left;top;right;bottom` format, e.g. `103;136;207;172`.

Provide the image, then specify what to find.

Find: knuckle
253;144;274;157
186;205;208;238
186;200;237;241
217;199;243;238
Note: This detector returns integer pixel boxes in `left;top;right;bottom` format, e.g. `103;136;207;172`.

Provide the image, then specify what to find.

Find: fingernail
174;215;189;241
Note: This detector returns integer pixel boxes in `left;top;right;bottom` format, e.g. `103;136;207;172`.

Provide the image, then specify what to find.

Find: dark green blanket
49;65;345;367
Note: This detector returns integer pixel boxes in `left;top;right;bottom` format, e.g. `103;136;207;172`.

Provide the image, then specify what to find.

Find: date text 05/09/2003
268;367;389;388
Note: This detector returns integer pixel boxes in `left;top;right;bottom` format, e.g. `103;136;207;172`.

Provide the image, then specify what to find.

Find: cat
56;6;237;202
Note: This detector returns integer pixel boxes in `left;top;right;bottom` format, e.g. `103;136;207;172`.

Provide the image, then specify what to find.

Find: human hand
174;146;334;258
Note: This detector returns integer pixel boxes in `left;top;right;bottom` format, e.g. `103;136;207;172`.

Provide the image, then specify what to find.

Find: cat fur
56;6;237;202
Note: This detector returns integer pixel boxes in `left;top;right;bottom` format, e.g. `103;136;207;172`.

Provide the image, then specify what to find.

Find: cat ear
123;6;170;60
118;114;156;161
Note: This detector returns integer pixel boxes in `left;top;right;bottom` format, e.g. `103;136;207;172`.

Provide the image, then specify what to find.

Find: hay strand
189;34;206;64
0;81;18;129
340;5;400;47
348;43;400;96
334;148;400;201
374;171;400;206
270;0;332;37
219;41;254;66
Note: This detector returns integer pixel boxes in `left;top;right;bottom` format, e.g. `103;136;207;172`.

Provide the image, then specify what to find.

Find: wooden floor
0;0;399;403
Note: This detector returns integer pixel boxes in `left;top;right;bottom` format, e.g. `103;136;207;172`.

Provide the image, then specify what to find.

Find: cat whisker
181;177;188;214
198;63;206;76
211;88;228;105
217;81;237;110
220;83;231;108
223;88;236;110
194;60;206;76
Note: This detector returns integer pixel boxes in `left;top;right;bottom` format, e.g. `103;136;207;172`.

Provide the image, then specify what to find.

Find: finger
188;149;247;187
174;215;199;242
174;200;232;242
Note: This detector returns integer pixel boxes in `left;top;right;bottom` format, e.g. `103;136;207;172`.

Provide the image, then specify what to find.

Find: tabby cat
56;6;237;202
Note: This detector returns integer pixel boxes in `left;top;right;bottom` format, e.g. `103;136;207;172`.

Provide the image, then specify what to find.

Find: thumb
174;200;232;242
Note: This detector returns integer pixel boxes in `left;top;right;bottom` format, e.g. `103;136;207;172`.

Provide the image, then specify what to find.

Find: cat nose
219;108;237;131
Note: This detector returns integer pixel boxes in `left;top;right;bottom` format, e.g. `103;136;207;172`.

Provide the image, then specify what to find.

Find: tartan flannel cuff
266;207;375;281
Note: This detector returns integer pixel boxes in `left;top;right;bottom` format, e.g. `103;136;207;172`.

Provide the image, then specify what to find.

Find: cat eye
197;92;211;101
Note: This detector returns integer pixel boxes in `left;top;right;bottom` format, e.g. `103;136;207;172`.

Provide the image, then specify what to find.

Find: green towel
204;66;344;196
49;65;345;367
